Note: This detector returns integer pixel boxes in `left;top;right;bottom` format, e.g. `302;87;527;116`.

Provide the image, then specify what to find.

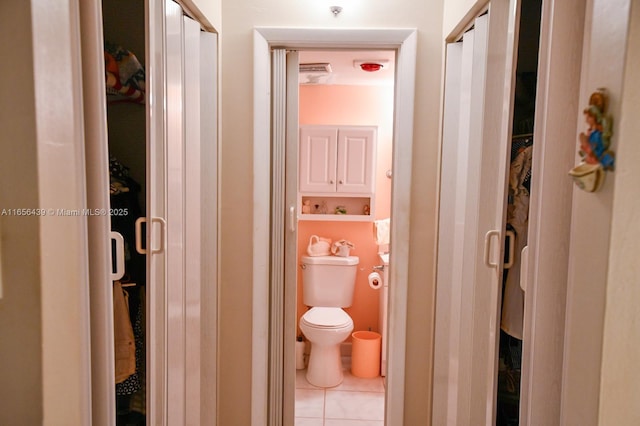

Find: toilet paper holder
368;271;383;289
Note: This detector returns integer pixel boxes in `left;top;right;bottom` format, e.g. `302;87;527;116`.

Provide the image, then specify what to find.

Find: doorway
433;0;584;424
102;1;147;423
496;1;542;424
252;28;417;426
293;48;395;424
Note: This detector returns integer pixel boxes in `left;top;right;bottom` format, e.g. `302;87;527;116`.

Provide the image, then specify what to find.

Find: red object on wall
360;62;382;72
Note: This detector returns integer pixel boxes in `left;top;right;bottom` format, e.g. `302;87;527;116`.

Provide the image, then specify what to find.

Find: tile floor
295;358;385;426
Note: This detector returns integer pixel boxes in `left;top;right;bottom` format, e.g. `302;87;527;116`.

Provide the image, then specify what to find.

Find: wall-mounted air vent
299;63;332;73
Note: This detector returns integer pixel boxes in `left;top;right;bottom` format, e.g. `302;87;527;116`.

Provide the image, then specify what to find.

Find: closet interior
496;0;542;424
103;0;147;424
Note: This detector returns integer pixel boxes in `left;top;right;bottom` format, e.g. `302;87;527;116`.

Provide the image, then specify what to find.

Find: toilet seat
301;307;352;329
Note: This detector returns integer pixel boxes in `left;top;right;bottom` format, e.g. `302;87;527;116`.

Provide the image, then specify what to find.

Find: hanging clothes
115;299;142;395
109;156;145;285
501;144;532;339
128;286;146;416
114;281;136;383
110;156;145;396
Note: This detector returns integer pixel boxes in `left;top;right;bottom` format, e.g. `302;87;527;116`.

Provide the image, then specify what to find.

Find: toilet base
306;343;344;387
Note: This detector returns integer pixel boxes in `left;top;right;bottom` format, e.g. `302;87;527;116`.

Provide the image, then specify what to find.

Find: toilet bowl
300;307;354;387
299;255;358;387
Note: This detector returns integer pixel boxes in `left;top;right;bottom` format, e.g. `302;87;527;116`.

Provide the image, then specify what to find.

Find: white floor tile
324;391;385;421
333;368;385;393
295;363;386;424
296;368;323;390
295;388;325;418
324;420;384;426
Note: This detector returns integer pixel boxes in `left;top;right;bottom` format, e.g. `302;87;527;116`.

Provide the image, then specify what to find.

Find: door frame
252;27;417;425
560;0;633;424
29;0;94;423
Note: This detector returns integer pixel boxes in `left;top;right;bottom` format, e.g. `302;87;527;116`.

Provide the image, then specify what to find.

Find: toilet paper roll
368;272;382;290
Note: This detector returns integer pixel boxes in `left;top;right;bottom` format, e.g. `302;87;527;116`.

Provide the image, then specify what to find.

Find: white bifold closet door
138;1;220;424
164;5;186;424
434;1;520;425
84;0;217;424
163;2;218;425
267;47;300;426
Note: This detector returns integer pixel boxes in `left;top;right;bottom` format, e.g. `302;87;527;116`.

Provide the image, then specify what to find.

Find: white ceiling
298;50;396;86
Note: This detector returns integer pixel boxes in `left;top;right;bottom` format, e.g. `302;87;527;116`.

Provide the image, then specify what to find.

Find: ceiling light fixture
330;6;343;16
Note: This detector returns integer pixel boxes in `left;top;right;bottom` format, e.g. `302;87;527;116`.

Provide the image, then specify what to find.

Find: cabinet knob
339;180;343;184
330;180;334;184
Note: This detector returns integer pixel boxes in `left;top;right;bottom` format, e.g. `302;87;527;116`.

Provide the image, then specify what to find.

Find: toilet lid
302;307;352;328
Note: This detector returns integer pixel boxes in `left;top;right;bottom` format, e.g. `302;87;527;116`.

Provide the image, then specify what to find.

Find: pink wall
297;223;384;338
297;84;394;339
299;85;394;220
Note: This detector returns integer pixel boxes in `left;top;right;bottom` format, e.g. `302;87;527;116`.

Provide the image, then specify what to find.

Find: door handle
135;217;167;254
135;217;147;254
503;230;516;269
520;245;529;291
110;231;125;281
289;205;296;232
151;217;166;254
484;230;501;268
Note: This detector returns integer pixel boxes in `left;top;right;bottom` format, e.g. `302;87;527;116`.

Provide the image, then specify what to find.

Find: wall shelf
298;213;373;222
298;195;374;222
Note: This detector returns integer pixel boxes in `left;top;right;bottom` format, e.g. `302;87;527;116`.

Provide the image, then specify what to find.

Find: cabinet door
299;127;337;192
337;127;376;193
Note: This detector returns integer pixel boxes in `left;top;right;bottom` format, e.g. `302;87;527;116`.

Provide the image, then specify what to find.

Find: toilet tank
301;255;359;307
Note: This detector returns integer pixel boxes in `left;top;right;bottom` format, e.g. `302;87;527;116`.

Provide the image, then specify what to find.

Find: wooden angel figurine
578;90;615;170
569;89;616;192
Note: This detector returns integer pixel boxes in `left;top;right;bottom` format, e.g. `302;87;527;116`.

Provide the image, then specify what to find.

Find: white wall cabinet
299;126;376;194
299;125;376;221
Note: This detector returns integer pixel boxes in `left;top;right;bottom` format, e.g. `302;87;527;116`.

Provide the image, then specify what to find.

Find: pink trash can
351;331;381;378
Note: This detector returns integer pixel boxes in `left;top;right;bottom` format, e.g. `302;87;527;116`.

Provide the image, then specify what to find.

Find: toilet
299;254;359;387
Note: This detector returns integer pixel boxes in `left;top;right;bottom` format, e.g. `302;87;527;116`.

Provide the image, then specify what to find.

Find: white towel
373;218;391;245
